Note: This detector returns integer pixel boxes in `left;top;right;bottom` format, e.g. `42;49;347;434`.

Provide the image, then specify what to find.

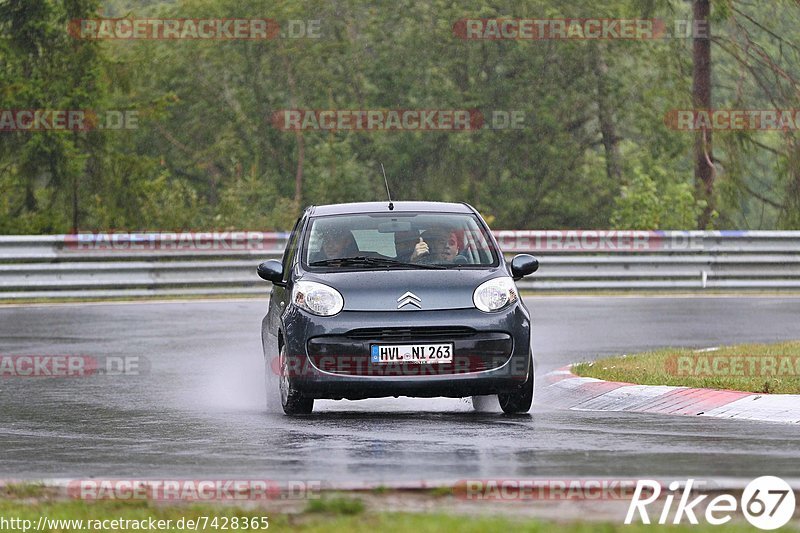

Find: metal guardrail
0;231;799;298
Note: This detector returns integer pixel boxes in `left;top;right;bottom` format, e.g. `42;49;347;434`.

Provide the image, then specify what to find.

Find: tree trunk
693;0;715;228
592;43;622;183
782;136;800;228
282;53;304;207
71;172;79;233
294;131;304;206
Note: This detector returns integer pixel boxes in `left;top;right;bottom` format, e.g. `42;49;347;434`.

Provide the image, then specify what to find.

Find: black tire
278;345;314;415
498;358;534;414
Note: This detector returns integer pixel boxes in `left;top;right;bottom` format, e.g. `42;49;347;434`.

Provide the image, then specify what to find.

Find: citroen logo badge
397;291;421;309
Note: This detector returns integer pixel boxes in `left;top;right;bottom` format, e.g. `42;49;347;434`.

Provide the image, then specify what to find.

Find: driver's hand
410;237;428;262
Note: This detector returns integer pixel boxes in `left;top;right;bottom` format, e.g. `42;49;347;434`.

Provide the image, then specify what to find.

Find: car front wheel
278;345;314;415
497;358;533;414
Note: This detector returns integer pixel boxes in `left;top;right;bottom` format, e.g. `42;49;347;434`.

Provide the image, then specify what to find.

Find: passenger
414;228;461;264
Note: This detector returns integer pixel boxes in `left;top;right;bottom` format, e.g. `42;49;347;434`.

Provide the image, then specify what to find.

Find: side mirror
510;254;538;280
257;260;284;284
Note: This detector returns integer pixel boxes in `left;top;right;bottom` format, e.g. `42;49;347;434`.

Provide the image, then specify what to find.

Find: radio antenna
381;163;394;210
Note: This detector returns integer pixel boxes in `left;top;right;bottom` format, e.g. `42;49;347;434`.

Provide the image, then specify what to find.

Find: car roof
308;201;474;216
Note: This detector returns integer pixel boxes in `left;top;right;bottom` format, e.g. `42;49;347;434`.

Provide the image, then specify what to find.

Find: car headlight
292;280;344;316
473;277;518;312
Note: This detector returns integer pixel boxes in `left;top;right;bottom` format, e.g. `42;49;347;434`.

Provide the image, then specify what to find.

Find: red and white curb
537;367;800;424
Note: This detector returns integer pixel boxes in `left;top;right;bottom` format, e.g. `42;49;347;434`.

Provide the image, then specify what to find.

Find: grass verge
572;341;800;394
0;497;778;532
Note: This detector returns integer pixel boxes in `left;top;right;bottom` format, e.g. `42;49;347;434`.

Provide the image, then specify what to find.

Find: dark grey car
258;201;539;415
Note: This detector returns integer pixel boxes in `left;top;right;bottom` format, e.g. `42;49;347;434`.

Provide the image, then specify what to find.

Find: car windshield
304;212;498;269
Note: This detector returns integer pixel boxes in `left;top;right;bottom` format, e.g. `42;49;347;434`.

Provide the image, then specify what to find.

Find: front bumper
280;304;532;400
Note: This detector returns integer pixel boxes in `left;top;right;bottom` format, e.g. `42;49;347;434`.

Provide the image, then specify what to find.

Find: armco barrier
0;230;799;298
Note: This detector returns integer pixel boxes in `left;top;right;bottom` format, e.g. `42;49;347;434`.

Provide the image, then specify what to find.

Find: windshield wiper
309;256;446;269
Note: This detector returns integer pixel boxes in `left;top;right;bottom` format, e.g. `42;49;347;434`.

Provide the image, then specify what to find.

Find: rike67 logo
626;477;796;530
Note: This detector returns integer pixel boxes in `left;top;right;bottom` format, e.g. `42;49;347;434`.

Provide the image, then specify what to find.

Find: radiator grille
345;326;476;341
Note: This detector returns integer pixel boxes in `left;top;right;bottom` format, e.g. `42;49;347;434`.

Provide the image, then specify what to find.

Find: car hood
299;267;507;311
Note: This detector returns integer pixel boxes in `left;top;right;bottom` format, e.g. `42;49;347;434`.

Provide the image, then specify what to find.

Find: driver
310;228;358;262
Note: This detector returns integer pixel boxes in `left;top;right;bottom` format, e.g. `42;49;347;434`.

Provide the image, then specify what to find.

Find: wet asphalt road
1;296;799;483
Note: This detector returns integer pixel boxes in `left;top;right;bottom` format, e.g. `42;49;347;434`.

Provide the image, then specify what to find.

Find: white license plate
370;343;453;364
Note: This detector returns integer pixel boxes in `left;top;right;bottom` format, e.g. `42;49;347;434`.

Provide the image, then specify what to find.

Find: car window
304;212;498;268
351;229;396;256
281;215;305;282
